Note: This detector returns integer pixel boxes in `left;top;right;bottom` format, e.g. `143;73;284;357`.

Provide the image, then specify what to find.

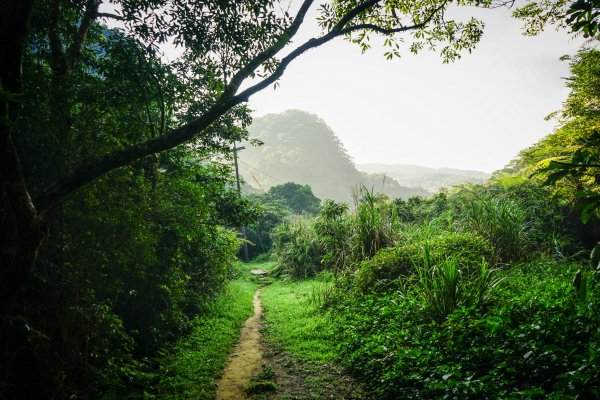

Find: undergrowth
334;260;600;399
153;263;259;399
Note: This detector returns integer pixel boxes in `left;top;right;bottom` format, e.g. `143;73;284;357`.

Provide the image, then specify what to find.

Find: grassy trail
154;261;366;399
215;288;264;399
247;266;367;400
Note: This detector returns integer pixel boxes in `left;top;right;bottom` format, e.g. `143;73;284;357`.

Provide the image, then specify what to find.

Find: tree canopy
268;182;322;215
0;0;594;397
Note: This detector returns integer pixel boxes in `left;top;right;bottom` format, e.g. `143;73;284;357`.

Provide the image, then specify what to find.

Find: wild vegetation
1;0;599;399
267;47;600;399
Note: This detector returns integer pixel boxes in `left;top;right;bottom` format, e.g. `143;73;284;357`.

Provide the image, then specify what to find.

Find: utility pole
233;142;250;262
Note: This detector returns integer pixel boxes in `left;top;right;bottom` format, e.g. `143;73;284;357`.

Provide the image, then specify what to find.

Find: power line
238;159;287;185
245;169;268;194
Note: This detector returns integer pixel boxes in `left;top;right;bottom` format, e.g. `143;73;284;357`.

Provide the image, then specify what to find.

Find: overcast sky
246;4;585;173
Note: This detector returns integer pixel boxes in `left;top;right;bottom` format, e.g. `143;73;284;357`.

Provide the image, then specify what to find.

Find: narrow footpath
215;288;264;400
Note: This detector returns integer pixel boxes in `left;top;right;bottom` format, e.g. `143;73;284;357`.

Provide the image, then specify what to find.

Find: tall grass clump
271;218;322;279
415;247;462;321
314;189;401;274
351;187;400;262
413;246;502;321
315;200;352;272
465;194;529;262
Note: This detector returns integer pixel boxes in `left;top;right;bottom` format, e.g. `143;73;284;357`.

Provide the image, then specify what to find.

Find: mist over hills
240;110;429;203
357;163;491;192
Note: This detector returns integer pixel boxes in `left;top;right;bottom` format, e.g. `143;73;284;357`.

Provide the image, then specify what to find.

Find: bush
272;218;323;279
463;194;530;262
335;261;600;399
431;231;495;275
354;231;494;293
353;246;416;292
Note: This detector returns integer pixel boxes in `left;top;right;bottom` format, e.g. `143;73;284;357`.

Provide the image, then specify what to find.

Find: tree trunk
0;0;39;316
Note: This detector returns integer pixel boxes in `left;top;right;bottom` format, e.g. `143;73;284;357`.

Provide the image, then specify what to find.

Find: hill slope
240;110;429;203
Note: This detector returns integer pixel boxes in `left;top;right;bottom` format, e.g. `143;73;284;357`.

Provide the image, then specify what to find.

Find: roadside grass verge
153;263;259;399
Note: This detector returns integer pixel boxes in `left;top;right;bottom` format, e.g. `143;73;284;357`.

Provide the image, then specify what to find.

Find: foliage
154;270;258;399
394;193;449;223
0;16;253;395
335;260;600;399
460;193;530;262
271;218;323;280
515;0;600;38
244;195;292;259
416;249;462;321
242;182;320;259
315;199;353;272
534;50;600;224
353;231;494;293
267;182;321;215
351;188;399;262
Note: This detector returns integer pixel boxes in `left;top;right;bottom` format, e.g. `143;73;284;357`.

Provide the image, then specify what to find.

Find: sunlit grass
260;279;337;363
154;276;258;399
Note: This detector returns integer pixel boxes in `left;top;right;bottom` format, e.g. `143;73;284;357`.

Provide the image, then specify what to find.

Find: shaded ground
216;267;367;400
215;289;264;400
248;341;367;400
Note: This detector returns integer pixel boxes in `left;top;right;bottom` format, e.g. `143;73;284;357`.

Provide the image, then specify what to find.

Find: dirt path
215;289;264;400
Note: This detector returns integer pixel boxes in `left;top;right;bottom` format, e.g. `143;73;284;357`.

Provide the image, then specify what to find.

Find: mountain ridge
240;110;429;203
357;162;490;192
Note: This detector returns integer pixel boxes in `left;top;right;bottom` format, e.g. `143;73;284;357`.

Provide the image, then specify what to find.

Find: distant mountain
240;110;429;203
357;163;490;192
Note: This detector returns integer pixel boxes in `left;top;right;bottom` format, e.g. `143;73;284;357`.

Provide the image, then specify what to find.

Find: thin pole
233;142;249;262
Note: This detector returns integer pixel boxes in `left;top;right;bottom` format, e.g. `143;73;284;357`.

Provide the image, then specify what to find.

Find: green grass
260;279;337;363
153;265;259;399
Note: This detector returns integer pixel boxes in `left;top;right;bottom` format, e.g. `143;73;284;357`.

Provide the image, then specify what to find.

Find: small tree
267;182;321;215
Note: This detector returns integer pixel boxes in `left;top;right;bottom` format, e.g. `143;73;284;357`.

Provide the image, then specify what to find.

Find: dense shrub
353;246;416;292
353;231;493;293
335;261;600;399
272;218;323;279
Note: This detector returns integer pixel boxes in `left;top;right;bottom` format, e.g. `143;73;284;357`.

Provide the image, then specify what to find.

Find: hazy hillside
240;110;429;203
358;163;491;192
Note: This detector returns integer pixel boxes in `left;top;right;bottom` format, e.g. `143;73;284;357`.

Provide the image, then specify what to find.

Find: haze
248;4;585;173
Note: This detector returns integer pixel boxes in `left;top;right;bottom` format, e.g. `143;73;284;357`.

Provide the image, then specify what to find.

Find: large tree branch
35;0;316;212
68;0;100;70
97;12;123;20
231;0;446;104
223;0;314;98
35;101;231;211
49;0;68;74
49;0;100;75
35;0;447;212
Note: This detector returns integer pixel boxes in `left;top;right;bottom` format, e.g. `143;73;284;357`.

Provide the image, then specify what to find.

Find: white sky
246;4;585;173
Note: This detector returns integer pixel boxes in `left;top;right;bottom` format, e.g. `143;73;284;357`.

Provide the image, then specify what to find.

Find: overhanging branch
35;0;449;213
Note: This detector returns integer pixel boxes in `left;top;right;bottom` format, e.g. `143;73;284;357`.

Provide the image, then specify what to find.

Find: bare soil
249;342;368;400
215;289;264;400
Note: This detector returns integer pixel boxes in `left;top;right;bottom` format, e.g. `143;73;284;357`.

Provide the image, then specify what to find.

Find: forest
1;0;599;399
